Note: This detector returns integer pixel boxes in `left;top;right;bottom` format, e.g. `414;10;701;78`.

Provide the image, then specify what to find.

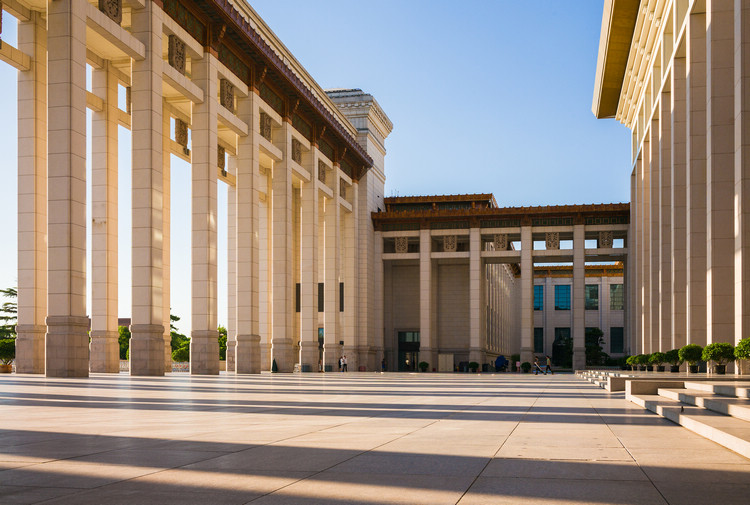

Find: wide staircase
627;381;750;458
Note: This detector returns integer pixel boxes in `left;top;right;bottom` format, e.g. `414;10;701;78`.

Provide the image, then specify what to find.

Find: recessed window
610;284;624;310
534;328;544;353
534;285;544;311
610;327;624;354
554;285;571;310
585;285;599;310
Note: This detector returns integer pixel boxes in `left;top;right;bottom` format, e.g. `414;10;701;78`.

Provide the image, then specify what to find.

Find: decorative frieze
394;237;409;254
318;160;326;184
98;0;122;25
493;234;507;251
598;231;614;248
168;35;186;75
443;235;457;252
175;119;189;149
545;232;560;250
291;138;302;164
259;112;272;141
217;145;226;170
220;79;234;112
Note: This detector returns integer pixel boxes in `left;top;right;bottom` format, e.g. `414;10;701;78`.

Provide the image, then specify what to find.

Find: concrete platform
1;372;749;504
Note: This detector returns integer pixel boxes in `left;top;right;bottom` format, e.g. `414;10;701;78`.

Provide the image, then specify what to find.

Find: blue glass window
554;285;571;310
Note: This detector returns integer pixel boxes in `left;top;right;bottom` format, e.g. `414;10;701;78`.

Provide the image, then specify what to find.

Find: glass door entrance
397;331;420;371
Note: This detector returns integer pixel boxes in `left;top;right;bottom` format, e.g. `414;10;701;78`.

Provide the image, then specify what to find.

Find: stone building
593;0;750;358
0;0;630;376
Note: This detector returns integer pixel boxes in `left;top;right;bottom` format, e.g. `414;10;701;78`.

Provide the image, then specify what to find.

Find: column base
225;344;236;373
130;325;165;376
324;343;342;371
271;338;294;372
163;333;172;373
191;329;220;375
342;345;359;371
300;340;319;372
15;324;46;374
520;347;534;367
572;346;586;371
90;330;120;373
260;342;271;371
236;333;260;374
45;316;90;377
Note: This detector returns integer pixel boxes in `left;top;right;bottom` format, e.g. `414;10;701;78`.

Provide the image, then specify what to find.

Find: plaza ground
1;373;749;504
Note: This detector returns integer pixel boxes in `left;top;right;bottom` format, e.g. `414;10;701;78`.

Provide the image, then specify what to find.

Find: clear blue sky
0;1;630;335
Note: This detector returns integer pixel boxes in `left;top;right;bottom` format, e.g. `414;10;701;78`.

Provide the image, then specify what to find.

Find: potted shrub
0;338;15;373
520;361;531;373
468;361;479;373
665;349;682;373
418;361;429;372
625;355;636;371
735;337;750;374
702;342;735;375
649;352;667;372
679;344;703;373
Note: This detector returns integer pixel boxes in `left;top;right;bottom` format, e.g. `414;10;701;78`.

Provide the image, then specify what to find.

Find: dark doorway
397;331;420;371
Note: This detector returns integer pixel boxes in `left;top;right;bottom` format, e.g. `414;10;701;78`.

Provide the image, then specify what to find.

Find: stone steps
627;381;750;460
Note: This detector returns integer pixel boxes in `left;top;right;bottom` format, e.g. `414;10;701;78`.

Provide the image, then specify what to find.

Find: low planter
713;364;727;375
638;365;646;371
688;365;699;373
0;364;11;373
656;365;666;372
670;365;680;373
646;365;654;372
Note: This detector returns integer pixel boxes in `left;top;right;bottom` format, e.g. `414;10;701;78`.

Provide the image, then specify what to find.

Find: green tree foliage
171;342;190;362
702;342;735;365
118;326;131;360
736;337;750;361
170;313;189;352
218;325;227;360
679;344;703;365
585;327;608;366
0;338;15;364
0;287;17;340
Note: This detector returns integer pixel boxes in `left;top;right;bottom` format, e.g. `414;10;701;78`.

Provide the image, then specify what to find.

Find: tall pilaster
659;93;672;352
374;230;384;368
46;0;89;377
469;228;482;364
324;170;341;370
572;224;585;369
418;229;434;368
641;140;652;353
649;121;660;351
90;62;119;373
706;0;735;344
520;226;533;364
15;11;47;374
735;0;750;346
632;161;641;354
672;56;688;351
130;2;165;375
161;109;172;373
270;121;294;372
190;51;219;375
299;154;320;371
686;12;708;346
226;156;237;372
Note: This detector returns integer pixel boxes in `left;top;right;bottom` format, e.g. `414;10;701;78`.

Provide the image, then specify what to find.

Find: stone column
342;183;359;369
735;0;750;347
572;224;585;369
686;12;708;346
130;3;165;375
235;93;260;373
659;92;672;352
520;226;533;364
190;52;219;375
672;56;688;351
324;170;341;370
226;156;237;372
706;0;735;344
649;121;660;352
418;229;434;368
631;165;641;354
90;62;119;373
469;227;482;364
641;141;652;353
374;229;384;368
46;0;89;377
299;155;320;372
15;11;47;374
162;109;172;373
270;121;294;372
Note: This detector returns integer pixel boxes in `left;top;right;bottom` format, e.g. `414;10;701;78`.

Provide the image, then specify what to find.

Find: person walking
381;358;386;373
533;356;546;375
338;356;343;372
545;355;554;375
342;355;348;372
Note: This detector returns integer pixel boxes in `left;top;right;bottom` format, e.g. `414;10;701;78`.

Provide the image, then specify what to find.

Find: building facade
593;0;750;360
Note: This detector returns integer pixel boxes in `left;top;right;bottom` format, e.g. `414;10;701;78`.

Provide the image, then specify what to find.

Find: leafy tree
118;325;131;359
218;325;227;360
172;342;190;362
585;328;608;366
0;287;17;340
170;313;188;352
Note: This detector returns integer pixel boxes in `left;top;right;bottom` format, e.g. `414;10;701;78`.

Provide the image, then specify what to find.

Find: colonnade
3;0;391;377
